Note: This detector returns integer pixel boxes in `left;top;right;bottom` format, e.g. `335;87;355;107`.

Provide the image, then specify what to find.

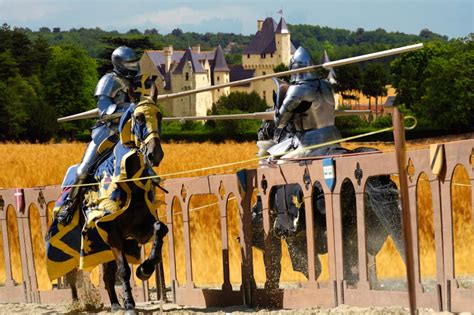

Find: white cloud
128;5;256;32
0;0;66;22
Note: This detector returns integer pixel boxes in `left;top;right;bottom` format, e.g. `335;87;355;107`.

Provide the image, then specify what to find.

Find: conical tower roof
211;45;229;72
275;16;289;34
322;50;337;84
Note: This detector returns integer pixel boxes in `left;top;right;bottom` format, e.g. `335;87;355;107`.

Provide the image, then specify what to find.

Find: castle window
270;53;273;58
185;72;189;81
263;91;266;102
217;76;220;82
261;54;266;59
247;54;250;58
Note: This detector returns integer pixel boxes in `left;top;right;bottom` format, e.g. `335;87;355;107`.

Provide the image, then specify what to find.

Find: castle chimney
191;44;201;53
257;19;263;32
164;45;173;72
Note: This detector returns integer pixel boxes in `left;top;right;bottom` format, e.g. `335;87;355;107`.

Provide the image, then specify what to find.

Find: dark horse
252;79;405;287
46;81;168;311
251;148;406;288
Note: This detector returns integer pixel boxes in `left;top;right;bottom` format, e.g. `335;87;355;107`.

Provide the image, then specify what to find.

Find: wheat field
0;139;472;292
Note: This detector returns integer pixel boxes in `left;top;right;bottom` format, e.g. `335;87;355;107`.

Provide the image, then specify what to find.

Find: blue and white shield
322;158;336;192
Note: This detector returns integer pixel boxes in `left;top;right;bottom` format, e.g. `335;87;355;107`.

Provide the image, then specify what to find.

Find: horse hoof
124;298;136;310
136;265;152;281
110;303;122;311
124;303;135;311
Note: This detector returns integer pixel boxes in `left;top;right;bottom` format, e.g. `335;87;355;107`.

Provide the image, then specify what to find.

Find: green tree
0;80;10;140
0;50;19;81
390;45;434;110
30;36;52;75
391;38;473;131
1;76;36;139
334;64;362;98
26;75;58;142
208;91;268;135
273;63;290;82
225;53;241;65
361;62;388;116
43;45;98;139
211;91;268;113
415;38;474;130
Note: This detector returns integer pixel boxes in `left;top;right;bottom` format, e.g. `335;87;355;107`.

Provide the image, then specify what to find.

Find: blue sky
0;0;472;38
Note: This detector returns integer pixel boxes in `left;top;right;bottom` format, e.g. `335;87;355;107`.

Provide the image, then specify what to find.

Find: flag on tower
276;9;283;15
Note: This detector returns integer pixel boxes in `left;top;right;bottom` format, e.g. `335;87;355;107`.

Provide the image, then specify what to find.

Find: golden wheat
0;140;472;290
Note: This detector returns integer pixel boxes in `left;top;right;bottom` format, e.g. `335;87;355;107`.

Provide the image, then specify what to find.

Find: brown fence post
392;107;417;314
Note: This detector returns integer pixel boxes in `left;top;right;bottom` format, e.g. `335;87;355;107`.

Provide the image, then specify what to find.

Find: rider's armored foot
56;198;77;225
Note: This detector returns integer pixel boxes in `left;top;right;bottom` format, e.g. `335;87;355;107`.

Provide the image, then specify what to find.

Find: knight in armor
56;46;140;224
274;46;343;158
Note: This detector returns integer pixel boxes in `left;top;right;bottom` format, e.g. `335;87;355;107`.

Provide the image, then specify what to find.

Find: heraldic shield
322;157;336;192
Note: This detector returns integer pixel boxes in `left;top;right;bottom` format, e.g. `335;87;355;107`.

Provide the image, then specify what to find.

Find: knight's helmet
112;46;140;80
289;46;317;83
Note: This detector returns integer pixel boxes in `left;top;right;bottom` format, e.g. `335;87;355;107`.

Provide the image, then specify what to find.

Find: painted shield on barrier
323;158;336;192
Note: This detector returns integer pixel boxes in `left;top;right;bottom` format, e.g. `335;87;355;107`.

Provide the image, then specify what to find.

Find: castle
140;16;296;117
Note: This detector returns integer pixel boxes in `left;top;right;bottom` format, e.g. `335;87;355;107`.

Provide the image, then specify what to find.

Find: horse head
121;75;164;167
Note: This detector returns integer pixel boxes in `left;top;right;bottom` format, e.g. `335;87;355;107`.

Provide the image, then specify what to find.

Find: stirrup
56;199;76;225
151;176;168;194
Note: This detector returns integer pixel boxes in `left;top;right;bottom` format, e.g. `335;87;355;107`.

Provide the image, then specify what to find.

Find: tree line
0;23;472;142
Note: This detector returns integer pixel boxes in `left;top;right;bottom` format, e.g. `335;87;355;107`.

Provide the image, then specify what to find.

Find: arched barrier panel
161;139;473;312
0;139;472;312
441;140;474;313
164;174;244;306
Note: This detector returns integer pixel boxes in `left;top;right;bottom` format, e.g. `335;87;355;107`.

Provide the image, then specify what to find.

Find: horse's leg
264;233;282;289
110;247;135;310
286;235;309;278
65;269;78;301
103;261;121;311
136;221;169;281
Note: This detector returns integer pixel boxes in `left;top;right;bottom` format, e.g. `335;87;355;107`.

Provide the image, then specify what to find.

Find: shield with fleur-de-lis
323;158;336;192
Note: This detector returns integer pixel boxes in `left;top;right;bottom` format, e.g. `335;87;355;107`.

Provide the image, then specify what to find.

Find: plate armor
274;46;342;157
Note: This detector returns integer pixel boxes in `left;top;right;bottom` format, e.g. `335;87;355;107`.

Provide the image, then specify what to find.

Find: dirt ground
0;301;460;315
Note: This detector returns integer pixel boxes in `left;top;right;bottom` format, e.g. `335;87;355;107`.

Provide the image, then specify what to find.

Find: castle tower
211;45;230;101
275;17;291;66
241;17;295;105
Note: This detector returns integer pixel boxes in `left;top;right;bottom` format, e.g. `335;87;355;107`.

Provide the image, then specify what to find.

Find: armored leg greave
57;125;117;224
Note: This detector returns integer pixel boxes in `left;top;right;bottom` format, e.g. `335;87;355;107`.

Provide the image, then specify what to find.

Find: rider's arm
97;95;115;117
274;85;305;129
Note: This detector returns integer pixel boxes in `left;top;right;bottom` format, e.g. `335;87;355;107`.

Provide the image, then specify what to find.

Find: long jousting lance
57;43;423;123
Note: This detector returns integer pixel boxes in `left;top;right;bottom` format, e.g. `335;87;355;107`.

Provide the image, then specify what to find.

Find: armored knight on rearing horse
251;46;406;288
46;50;168;311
